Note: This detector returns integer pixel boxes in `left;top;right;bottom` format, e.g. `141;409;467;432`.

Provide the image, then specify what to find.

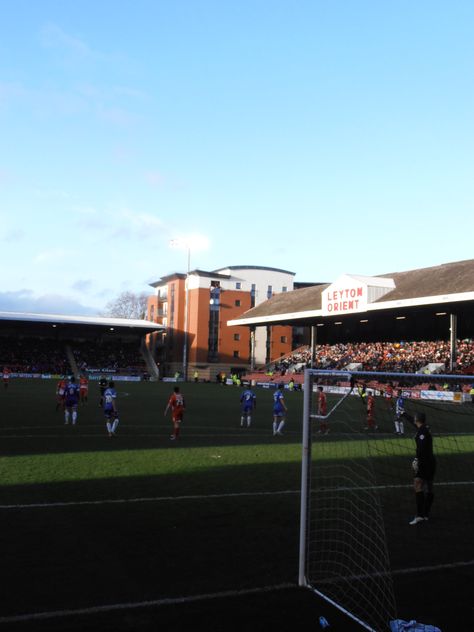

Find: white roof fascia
0;311;165;330
366;291;474;312
228;309;323;327
228;290;474;327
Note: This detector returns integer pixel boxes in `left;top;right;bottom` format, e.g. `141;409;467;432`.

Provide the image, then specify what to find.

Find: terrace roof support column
250;326;256;371
449;313;457;372
310;325;317;368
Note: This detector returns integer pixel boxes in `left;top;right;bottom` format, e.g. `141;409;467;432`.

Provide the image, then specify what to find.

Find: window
280;336;287;343
235;299;241;307
233;350;240;358
233;333;240;341
235;282;241;289
250;284;256;308
267;285;273;299
150;305;155;320
282;286;287;292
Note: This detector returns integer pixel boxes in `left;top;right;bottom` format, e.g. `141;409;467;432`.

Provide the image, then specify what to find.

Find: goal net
299;369;474;631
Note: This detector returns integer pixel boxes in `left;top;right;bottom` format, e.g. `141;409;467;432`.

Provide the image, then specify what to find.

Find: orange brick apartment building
147;265;310;380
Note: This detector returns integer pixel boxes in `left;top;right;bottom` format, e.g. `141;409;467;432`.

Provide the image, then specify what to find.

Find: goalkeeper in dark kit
402;411;436;525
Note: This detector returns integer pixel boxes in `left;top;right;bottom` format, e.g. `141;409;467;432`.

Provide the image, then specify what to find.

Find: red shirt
318;391;327;415
57;379;67;395
168;392;185;420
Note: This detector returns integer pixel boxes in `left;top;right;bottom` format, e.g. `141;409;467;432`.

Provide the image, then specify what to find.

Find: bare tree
103;291;149;320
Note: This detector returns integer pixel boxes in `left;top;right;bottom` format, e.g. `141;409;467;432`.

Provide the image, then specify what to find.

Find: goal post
298;368;474;631
299;370;353;587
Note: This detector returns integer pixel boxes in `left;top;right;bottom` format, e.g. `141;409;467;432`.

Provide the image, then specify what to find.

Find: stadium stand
0;337;69;374
0;337;148;377
72;340;146;375
244;339;474;387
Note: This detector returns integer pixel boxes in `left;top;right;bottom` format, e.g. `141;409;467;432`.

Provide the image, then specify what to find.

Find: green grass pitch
0;379;473;631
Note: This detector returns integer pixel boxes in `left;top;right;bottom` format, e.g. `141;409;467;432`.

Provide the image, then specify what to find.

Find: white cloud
169;234;211;253
33;187;70;200
117;210;163;239
145;171;166;187
97;104;137;126
40;23;98;59
71;279;93;292
0;289;98;316
34;248;69;264
0;81;26;108
2;228;25;242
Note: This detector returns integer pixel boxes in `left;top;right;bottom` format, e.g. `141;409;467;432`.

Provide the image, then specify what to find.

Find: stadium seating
0;337;69;374
72;341;146;375
245;339;474;385
0;337;147;376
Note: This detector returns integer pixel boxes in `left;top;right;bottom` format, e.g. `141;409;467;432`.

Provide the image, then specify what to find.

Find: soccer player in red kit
56;376;68;411
365;390;378;430
317;386;329;434
383;382;394;410
79;375;89;404
164;386;185;440
3;366;11;389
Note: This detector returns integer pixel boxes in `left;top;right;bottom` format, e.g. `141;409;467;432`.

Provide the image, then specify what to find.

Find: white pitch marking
0;583;295;624
1;556;474;624
0;490;300;510
1;480;473;510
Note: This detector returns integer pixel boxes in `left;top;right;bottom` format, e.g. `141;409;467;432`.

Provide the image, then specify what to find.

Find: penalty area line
0;490;300;510
1;480;473;510
0;583;295;624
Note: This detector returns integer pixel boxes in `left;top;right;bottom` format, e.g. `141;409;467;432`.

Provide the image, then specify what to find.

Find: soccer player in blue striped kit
272;383;287;436
240;386;256;428
103;380;120;437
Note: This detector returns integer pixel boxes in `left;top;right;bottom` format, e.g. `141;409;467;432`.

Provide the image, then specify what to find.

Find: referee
402;411;436;525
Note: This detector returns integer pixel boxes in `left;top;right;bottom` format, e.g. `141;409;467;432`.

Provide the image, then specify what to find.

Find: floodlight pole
182;246;191;381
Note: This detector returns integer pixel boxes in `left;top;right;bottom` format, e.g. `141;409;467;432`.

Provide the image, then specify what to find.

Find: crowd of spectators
72;341;146;375
270;339;474;375
0;337;147;376
0;338;69;374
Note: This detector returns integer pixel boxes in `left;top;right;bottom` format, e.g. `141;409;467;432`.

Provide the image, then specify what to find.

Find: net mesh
302;369;474;631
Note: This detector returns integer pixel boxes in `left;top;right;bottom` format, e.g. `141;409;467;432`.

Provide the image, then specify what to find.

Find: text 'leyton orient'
326;287;364;313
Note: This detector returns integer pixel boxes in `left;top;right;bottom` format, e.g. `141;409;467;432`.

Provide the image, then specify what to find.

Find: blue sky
1;0;473;315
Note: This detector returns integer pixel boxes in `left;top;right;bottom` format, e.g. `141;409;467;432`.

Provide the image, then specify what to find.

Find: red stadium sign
321;274;395;316
322;279;368;316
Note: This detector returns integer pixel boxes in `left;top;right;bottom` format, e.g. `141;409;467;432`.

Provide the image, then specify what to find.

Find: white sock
72;411;77;425
106;421;112;433
240;416;245;426
395;421;400;433
273;421;277;435
247;415;252;427
112;418;119;433
277;420;285;434
65;411;70;424
399;421;404;434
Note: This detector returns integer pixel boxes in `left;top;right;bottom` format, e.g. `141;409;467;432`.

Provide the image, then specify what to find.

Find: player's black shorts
417;459;436;481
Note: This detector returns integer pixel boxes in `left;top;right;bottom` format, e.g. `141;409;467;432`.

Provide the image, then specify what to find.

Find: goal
298;368;474;631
